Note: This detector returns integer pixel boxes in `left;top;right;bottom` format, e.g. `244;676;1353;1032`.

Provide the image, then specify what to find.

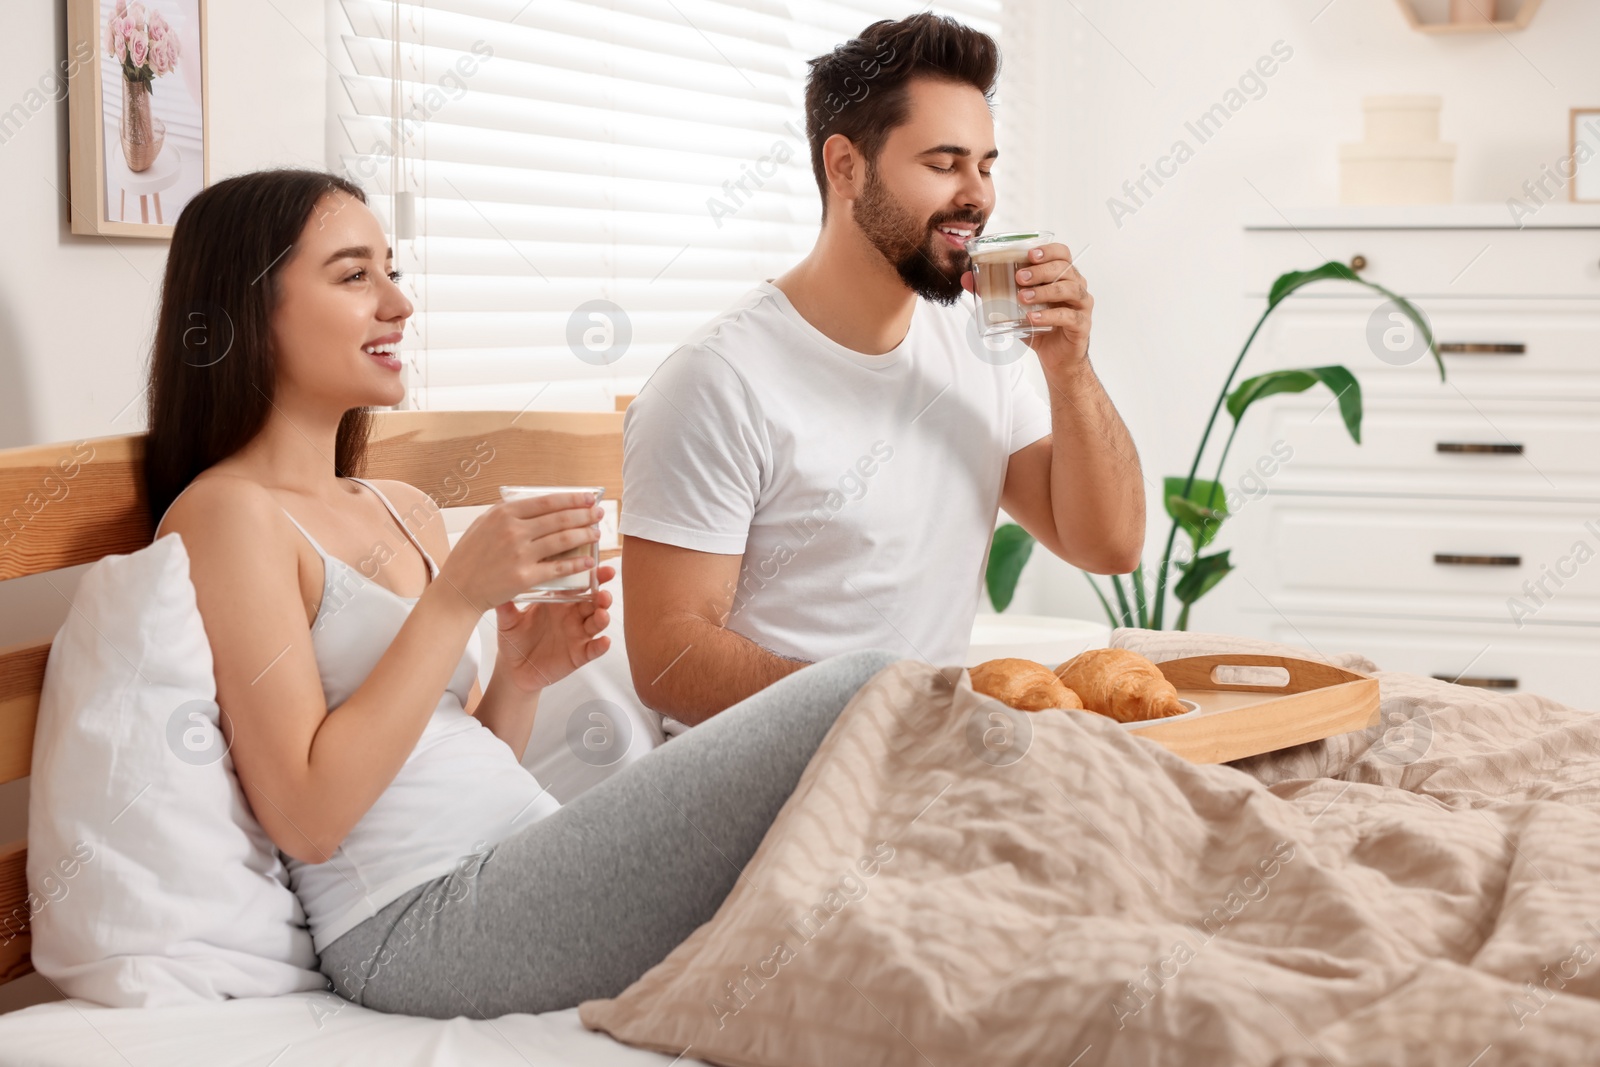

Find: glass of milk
497;485;606;604
964;231;1056;339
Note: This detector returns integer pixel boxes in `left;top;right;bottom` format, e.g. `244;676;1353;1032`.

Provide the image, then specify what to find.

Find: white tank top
272;478;561;953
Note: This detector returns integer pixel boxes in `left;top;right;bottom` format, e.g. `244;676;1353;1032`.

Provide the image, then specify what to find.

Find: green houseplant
985;262;1445;630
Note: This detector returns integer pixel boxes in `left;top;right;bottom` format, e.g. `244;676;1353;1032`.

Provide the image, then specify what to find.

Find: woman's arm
168;476;603;864
377;480;612;763
469;671;542;762
466;587;615;760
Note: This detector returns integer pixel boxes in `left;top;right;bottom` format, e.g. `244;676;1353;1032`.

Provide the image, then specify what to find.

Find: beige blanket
580;631;1600;1065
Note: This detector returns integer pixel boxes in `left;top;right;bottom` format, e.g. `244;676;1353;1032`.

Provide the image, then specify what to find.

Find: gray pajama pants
317;648;902;1019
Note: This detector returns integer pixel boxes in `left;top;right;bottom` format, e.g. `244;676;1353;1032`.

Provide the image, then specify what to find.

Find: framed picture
1572;108;1600;204
67;0;210;239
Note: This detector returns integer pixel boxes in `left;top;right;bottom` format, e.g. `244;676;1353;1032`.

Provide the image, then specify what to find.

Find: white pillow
26;534;327;1007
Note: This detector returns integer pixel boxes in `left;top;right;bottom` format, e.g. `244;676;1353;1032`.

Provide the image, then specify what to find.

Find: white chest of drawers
1212;205;1600;710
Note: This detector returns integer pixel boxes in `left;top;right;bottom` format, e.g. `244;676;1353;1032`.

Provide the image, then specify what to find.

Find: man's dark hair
803;13;1000;220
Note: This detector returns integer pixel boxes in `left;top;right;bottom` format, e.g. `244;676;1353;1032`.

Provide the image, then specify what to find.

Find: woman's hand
437;492;606;613
490;564;616;693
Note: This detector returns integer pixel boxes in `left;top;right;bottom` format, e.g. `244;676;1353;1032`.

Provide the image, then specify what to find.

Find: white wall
0;0;331;452
0;0;329;1013
997;0;1600;627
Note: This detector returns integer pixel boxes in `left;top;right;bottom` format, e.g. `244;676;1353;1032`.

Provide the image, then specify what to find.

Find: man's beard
853;165;980;307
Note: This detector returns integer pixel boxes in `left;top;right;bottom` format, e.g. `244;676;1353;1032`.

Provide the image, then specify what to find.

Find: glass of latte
964;231;1056;340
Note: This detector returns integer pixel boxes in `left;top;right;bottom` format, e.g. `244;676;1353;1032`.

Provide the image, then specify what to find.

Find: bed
11;411;1600;1066
0;994;679;1066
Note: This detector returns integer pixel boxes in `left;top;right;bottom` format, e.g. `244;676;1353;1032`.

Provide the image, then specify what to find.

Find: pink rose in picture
156;37;178;76
111;3;181;83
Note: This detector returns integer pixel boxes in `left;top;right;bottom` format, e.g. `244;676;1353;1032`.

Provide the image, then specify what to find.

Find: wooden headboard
0;409;624;987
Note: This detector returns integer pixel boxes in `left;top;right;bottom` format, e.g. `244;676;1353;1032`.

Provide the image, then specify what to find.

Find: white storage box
1361;94;1444;142
1340;94;1455;204
1340;141;1456;204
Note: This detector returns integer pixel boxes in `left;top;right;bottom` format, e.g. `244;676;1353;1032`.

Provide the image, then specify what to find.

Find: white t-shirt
620;282;1053;667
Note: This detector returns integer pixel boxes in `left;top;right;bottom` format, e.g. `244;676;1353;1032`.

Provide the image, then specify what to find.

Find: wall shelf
1393;0;1542;34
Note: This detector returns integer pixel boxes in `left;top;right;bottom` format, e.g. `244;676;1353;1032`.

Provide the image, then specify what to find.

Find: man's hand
963;241;1093;376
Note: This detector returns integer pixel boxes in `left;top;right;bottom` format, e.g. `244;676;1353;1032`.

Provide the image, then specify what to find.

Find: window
329;0;1022;412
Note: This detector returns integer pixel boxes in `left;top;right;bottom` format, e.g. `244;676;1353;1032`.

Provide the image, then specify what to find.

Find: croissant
969;658;1084;713
1055;648;1186;723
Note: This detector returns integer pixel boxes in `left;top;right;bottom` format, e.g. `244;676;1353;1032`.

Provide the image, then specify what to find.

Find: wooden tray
1124;654;1379;764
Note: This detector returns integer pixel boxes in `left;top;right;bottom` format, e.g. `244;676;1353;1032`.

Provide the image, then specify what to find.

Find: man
620;13;1145;725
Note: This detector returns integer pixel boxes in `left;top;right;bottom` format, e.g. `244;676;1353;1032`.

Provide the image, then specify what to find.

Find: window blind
328;0;1019;412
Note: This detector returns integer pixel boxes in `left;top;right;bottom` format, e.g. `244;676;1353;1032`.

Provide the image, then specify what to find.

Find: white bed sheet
0;991;679;1067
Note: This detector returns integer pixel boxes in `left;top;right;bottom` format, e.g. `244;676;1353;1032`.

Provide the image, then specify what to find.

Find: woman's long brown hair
144;169;375;525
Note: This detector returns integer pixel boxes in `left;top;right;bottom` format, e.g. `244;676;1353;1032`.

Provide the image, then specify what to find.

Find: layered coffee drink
964;231;1055;339
497;485;606;604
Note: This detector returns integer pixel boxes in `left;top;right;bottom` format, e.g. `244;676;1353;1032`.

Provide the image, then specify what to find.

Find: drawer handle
1433;674;1518;690
1434;553;1522;567
1349;254;1367;272
1436;442;1524;455
1438;342;1526;356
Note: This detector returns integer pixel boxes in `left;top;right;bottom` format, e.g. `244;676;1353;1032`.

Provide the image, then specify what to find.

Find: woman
148;169;899;1018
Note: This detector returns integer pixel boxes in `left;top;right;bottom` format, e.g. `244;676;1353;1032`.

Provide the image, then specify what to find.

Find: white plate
1117;698;1203;729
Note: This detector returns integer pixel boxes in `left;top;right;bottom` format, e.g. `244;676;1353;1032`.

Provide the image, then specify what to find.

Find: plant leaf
1173;550;1234;607
1267;262;1359;311
1266;262;1444;382
1162;476;1226;514
1168;496;1226;550
985;523;1035;613
1227;365;1363;444
1226;369;1311;419
1360;281;1444;381
1163;476;1228;550
1310;365;1362;443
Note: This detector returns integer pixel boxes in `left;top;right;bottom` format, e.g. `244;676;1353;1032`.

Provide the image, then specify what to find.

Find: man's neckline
756;281;914;370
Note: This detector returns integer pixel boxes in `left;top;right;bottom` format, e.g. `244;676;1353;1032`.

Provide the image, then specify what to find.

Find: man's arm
1000;360;1145;575
989;240;1145;575
623;535;811;725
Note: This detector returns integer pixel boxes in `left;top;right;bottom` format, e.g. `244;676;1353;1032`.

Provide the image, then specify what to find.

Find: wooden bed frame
0;409;624;989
